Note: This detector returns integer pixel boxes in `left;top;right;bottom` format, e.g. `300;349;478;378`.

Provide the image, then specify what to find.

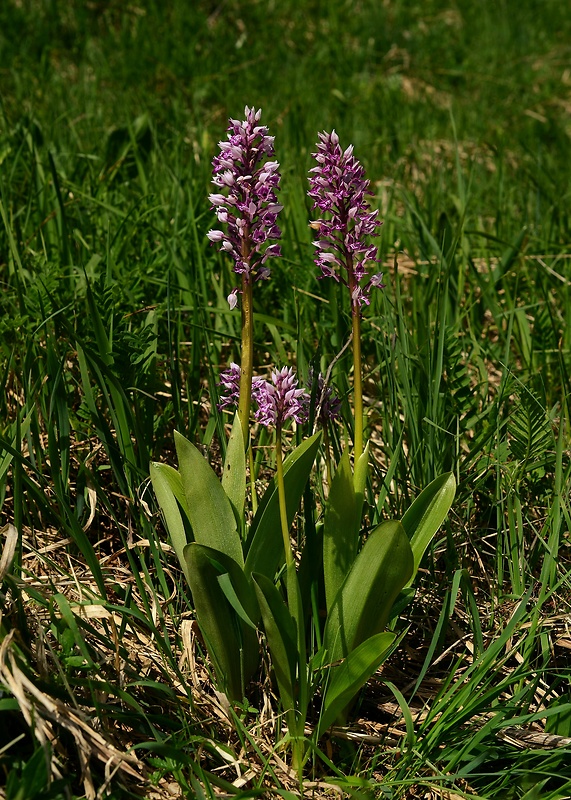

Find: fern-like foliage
442;328;477;426
507;379;556;475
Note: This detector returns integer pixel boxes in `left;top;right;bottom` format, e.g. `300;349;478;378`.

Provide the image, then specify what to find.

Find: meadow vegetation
0;1;570;797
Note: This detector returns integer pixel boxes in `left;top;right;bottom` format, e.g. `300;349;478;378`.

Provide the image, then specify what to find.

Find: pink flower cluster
252;367;309;428
219;365;309;429
218;364;343;430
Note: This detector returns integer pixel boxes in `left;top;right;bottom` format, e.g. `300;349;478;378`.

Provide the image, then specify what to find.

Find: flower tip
227;289;239;309
369;272;385;289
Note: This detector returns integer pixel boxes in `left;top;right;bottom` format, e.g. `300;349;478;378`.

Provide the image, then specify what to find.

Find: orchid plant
151;108;456;772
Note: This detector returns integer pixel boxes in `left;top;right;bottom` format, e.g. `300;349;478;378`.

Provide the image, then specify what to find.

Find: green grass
1;0;571;797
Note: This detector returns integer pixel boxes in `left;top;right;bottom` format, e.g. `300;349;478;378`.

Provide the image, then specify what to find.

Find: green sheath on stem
351;309;364;462
238;273;254;451
275;428;294;569
347;254;364;462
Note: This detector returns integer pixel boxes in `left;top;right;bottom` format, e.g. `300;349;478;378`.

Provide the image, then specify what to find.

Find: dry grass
2;504;569;798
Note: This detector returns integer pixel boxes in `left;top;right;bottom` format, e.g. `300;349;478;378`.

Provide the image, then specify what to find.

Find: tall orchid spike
308;131;383;459
207;107;283;306
208;107;283;448
307;130;384;311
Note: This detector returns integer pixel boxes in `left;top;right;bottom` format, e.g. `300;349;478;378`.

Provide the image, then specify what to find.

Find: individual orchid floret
253;367;310;429
307;130;384;310
308;368;341;424
207;107;283;306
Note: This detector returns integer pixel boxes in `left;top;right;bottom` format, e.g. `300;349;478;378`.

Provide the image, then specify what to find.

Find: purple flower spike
252;367;310;429
207;107;283;306
308;130;384;309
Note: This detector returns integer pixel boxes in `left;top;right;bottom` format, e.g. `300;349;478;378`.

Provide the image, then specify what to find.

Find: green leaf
221;413;246;525
0;699;20;712
388;586;416;621
183;543;258;700
150;461;191;584
401;471;456;585
323;444;370;611
85;280;112;366
384;681;416;749
545;695;571;738
323;520;413;664
6;746;49;799
175;430;244;566
323;449;358;612
253;572;298;716
0;406;33;487
317;632;395;739
245;432;321;579
53;593;94;668
285;561;308;718
492;225;527;284
217;573;257;630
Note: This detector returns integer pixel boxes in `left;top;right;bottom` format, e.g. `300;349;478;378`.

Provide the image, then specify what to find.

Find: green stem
286;560;307;780
238;273;254;451
290;732;305;782
275;427;294;568
351;301;364;462
345;244;364;462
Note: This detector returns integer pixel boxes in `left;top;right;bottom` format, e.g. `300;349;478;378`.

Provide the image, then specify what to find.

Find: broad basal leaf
317;631;395;738
184;543;258;701
150;461;191;584
175;430;243;566
323;520;413;664
323;449;358;613
401;471;456;585
221;413;246;527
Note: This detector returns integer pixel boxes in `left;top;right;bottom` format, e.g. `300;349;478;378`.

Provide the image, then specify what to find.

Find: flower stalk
252;366;309;565
238;272;254;448
208;107;283;448
351;308;364;461
275;427;294;568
